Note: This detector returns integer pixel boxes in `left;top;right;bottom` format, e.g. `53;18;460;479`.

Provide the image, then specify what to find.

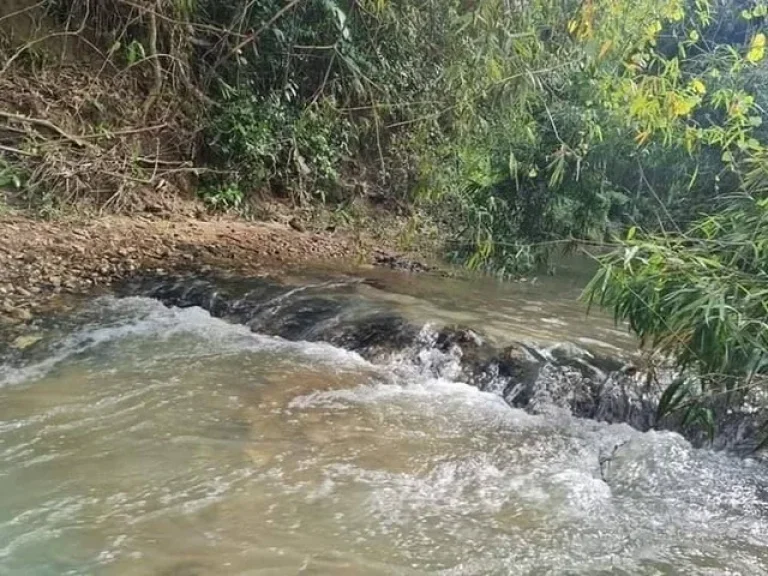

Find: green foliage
124;40;146;66
587;200;768;380
206;90;348;202
577;0;768;440
198;182;244;211
207;92;286;189
417;0;768;273
194;0;768;282
290;101;349;197
0;158;25;191
585;197;768;437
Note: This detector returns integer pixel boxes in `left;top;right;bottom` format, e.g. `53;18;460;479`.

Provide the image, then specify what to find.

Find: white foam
0;297;368;388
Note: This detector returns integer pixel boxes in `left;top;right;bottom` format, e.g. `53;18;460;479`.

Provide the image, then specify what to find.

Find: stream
1;265;768;575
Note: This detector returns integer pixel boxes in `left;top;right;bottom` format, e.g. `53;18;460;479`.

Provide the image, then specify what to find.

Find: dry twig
0;111;91;148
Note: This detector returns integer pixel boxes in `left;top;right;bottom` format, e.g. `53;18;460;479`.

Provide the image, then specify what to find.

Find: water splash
2;288;768;574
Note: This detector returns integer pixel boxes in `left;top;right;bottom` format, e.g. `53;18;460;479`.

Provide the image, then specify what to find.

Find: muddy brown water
1;266;767;575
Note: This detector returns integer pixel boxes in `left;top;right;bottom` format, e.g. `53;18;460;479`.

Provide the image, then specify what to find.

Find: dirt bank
0;213;421;325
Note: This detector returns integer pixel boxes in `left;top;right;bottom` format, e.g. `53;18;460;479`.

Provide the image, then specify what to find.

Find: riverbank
0;210;431;326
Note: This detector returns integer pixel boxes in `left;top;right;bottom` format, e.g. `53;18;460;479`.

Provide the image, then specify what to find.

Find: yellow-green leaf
668;93;695;116
690;79;706;95
486;58;503;82
598;40;613;59
664;0;685;22
747;33;766;63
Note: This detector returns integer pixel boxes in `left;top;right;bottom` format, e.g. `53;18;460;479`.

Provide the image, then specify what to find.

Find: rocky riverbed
0;214;431;328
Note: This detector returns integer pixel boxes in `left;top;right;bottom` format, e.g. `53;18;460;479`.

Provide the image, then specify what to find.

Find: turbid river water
1;265;768;575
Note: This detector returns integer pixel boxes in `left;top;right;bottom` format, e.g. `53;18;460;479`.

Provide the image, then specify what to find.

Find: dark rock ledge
116;272;765;455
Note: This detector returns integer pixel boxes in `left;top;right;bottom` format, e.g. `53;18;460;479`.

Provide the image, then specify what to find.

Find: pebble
11;308;32;321
11;334;42;349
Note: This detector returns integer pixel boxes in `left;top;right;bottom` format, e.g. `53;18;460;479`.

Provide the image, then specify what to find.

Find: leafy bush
206;91;286;190
205;89;348;203
0;158;25;191
584;197;768;437
198;182;245;211
290;101;350;201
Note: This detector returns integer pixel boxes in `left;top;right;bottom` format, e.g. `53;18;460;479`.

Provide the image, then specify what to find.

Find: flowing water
1;267;768;575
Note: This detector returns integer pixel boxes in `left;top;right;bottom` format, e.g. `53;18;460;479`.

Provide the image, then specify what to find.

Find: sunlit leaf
690;79;706;95
747;33;766;63
598;40;613;59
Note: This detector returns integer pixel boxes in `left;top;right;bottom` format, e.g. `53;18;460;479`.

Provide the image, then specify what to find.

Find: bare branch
0;111;92;148
0;0;46;25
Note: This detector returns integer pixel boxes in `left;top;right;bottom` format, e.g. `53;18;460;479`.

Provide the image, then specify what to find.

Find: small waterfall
108;273;764;453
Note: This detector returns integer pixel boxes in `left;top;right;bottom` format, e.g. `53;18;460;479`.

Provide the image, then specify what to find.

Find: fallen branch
0;144;36;157
135;156;193;167
80;124;169;139
0;111;92;148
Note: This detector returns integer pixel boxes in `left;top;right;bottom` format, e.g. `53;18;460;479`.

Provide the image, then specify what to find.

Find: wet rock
289;217;305;232
323;312;420;356
11;334;42;350
548;342;626;375
372;249;431;273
